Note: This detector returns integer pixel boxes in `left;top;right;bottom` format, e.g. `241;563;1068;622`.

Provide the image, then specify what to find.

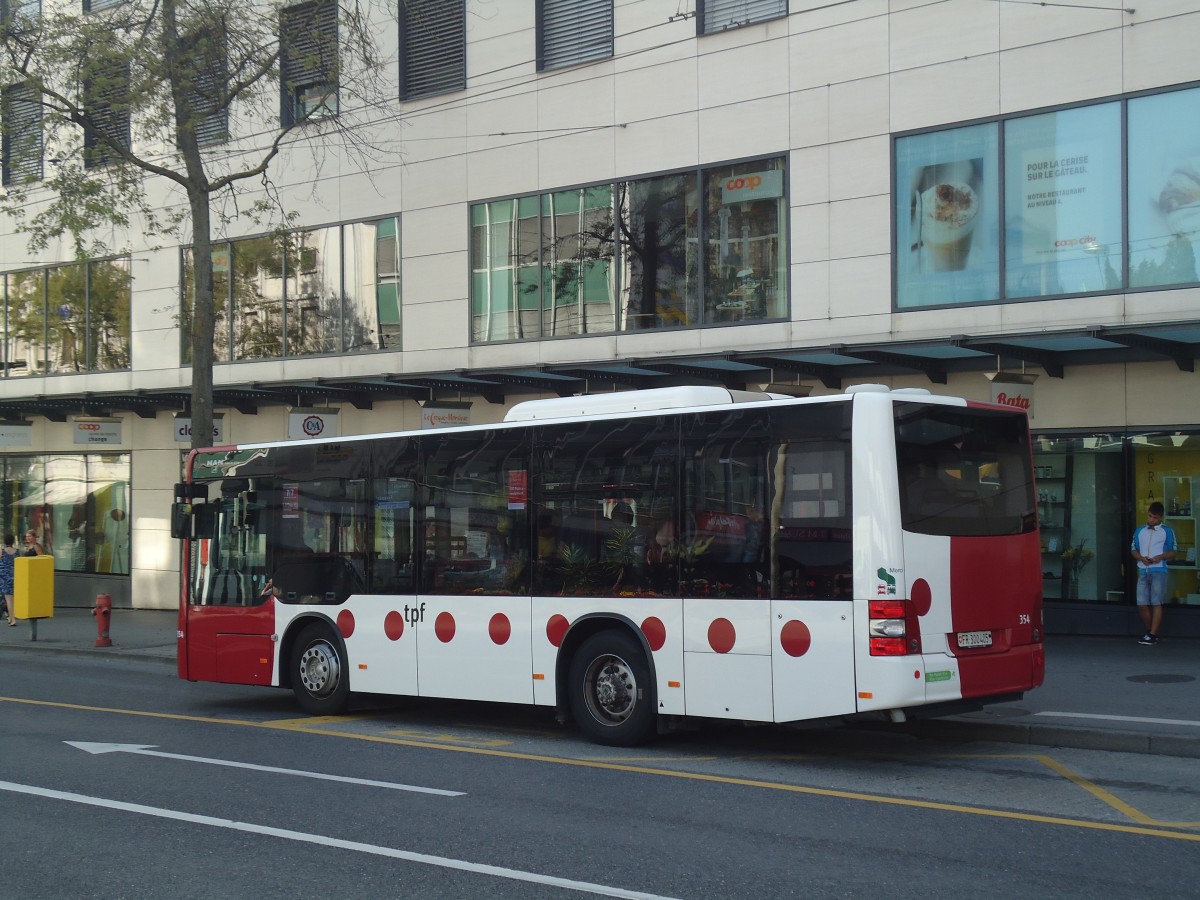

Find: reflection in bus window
533;417;678;597
895;403;1036;537
421;429;529;595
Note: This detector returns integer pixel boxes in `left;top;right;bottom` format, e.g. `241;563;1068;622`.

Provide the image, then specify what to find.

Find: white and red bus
172;385;1044;745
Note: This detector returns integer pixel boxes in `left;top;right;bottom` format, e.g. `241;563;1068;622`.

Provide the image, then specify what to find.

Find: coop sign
73;417;123;445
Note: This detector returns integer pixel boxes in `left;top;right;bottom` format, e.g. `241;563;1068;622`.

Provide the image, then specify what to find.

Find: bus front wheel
568;630;656;747
290;624;350;716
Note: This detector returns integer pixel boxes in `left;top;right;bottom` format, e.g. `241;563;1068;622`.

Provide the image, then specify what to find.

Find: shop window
0;452;130;575
1132;434;1200;608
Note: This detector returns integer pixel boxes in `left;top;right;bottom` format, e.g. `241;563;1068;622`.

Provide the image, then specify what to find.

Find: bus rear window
895;402;1036;537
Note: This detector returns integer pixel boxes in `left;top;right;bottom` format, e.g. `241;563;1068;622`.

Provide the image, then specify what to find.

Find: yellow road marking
381;729;513;748
946;753;1200;829
5;695;1199;841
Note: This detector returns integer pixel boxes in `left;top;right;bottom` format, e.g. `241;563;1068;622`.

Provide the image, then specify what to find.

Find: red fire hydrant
92;594;113;647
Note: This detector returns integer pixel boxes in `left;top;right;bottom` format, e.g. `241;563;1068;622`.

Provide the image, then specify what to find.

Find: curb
909;719;1200;759
0;642;177;667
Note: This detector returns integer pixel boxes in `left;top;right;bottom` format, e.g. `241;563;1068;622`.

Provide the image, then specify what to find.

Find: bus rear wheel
290;623;350;716
568;630;656;747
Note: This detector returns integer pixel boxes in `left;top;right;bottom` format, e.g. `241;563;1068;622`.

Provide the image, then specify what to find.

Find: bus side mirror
194;503;217;537
171;499;217;539
171;502;193;539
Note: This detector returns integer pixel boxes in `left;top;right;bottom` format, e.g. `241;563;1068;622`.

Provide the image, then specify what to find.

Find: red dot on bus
336;610;355;638
546;614;569;647
641;616;666;651
708;618;736;654
911;578;932;616
489;613;511;645
779;620;811;657
435;611;455;643
384;611;404;641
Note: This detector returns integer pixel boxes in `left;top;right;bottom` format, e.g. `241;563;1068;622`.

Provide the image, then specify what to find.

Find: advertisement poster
1128;87;1200;287
1003;103;1122;298
895;124;1000;308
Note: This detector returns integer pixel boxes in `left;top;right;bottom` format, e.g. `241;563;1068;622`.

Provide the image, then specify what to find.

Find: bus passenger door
771;599;856;722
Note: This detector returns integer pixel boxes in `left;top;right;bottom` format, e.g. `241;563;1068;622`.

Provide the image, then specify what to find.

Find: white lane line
1033;712;1200;728
66;741;463;796
0;780;678;900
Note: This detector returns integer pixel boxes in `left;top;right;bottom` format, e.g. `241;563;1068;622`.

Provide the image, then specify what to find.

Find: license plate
957;630;993;649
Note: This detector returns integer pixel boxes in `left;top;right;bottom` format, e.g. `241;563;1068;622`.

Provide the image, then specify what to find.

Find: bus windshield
895;402;1036;537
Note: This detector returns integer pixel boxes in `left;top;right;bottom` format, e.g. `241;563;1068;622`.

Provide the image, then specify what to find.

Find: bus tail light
869;599;912;656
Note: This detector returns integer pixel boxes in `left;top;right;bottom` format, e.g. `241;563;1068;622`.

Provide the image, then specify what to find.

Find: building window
698;0;788;34
1;257;130;376
82;60;130;169
1;81;43;186
2;0;40;31
0;452;131;575
537;0;613;71
181;26;229;147
471;157;788;342
895;123;1000;308
894;84;1200;308
399;0;465;101
1129;87;1200;288
1004;103;1122;299
182;217;400;364
280;0;339;126
82;0;122;10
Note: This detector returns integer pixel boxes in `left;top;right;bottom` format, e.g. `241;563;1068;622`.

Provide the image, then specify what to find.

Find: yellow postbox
14;555;54;619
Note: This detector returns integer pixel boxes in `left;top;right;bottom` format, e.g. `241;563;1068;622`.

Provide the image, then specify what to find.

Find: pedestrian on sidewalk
1;533;18;626
1131;501;1175;645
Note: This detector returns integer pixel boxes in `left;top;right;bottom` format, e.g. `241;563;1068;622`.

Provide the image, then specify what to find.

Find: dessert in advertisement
919;181;979;272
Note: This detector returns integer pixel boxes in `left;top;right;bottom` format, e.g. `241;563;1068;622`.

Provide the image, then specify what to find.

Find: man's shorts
1136;569;1168;606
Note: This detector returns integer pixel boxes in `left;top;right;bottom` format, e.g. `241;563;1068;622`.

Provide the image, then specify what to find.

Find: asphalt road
3;653;1199;899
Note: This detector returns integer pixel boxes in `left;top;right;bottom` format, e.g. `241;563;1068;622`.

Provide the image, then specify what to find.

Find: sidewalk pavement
2;606;1197;758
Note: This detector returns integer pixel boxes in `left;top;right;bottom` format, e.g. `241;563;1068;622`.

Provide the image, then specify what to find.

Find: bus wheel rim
299;641;341;698
584;654;636;725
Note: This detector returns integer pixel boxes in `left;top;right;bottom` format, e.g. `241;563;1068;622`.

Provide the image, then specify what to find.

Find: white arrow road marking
65;741;464;797
0;780;677;900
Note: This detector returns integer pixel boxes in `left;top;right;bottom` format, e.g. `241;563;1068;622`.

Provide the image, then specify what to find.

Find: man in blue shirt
1130;501;1176;645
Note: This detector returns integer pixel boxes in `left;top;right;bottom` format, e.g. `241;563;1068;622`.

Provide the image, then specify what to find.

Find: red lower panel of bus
958;641;1044;698
184;601;275;684
212;633;275;685
950;531;1044;697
